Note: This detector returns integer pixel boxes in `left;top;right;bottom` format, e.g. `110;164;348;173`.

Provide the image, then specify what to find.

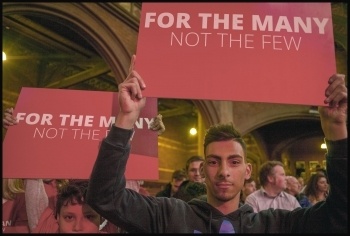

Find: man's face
58;200;100;233
203;140;251;202
269;165;286;191
171;178;185;194
187;160;204;183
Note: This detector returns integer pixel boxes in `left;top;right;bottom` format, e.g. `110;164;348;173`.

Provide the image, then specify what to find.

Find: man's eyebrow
206;154;243;159
205;155;221;159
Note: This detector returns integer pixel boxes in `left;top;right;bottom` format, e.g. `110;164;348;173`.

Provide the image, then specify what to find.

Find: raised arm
316;73;347;233
86;55;152;231
24;179;49;232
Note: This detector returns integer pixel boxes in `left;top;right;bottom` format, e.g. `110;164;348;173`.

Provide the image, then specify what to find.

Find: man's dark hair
172;169;187;181
204;123;246;157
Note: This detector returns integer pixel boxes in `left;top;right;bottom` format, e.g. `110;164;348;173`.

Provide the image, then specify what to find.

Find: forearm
24;179;49;231
87;125;134;220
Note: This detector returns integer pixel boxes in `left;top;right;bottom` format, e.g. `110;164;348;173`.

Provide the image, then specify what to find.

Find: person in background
173;155;207;201
2;178;29;233
285;176;312;208
156;169;187;198
315;164;328;177
245;160;301;212
86;56;347;233
304;172;329;206
30;180;102;233
240;177;257;204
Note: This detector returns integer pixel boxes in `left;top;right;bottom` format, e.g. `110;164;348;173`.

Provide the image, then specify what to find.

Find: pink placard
3;87;159;180
136;3;336;106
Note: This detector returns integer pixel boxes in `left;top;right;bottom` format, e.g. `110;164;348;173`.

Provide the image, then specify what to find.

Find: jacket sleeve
323;138;348;233
86;125;184;233
86;125;133;223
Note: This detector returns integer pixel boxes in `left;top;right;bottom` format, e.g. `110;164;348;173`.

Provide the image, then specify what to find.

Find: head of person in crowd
201;123;252;210
185;155;205;183
170;169;187;195
315;164;327;176
285;176;302;196
55;180;101;233
304;172;329;205
240;177;256;203
258;160;286;194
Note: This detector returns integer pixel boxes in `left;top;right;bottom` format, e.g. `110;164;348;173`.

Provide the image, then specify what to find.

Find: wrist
321;121;347;141
115;112;139;130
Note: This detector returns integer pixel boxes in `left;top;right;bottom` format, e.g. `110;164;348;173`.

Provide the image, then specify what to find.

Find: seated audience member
245;160;301;212
304;172;329;206
2;178;29;233
240;177;257;204
156;169;187;198
86;58;347;233
285;176;312;208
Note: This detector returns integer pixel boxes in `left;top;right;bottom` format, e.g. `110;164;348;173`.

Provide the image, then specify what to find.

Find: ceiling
2;3;347;163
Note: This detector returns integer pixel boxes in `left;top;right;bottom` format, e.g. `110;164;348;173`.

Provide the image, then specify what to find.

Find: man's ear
245;163;252;179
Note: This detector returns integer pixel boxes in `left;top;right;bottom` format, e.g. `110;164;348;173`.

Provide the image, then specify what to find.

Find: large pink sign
136;3;336;106
3;88;159;179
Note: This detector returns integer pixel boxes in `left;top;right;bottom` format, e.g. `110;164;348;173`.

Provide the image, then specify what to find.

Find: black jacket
155;183;172;198
87;126;348;233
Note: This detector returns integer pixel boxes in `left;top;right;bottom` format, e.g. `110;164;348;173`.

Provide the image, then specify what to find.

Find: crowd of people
2;55;347;233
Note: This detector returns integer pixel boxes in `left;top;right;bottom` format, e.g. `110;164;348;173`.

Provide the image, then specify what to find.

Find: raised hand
150;114;165;136
115;55;147;130
319;74;347;140
3;108;18;129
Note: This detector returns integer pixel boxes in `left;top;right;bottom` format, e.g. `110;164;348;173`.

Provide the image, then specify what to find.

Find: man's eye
230;160;240;165
207;160;218;166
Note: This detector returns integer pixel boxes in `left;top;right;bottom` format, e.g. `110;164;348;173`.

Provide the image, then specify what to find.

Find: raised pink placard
3;87;159;179
136;3;336;106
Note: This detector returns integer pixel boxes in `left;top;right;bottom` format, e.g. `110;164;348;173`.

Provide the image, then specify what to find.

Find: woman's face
316;177;328;193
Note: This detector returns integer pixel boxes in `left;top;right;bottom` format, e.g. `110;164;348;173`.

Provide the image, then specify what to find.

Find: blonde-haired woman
2;178;29;233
